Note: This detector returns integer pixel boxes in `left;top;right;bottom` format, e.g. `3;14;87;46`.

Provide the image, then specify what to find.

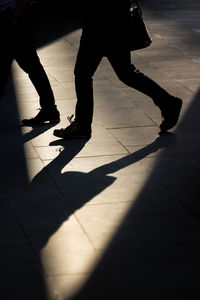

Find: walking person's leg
107;50;182;132
14;9;60;125
74;43;102;128
54;41;103;139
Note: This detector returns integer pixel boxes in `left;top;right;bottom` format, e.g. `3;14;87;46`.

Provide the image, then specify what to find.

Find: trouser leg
74;41;102;127
27;62;55;110
107;50;171;107
14;11;56;110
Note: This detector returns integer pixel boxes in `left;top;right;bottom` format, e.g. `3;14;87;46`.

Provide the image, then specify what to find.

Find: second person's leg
107;50;182;132
54;41;102;139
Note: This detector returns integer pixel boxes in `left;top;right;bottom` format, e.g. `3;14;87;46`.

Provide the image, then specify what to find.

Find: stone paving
0;0;200;299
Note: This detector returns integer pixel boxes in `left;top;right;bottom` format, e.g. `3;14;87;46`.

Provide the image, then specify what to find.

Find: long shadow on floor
13;134;174;252
2;126;175;299
68;88;200;300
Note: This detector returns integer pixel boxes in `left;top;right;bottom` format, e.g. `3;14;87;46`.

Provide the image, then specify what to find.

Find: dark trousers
0;9;55;110
74;39;171;128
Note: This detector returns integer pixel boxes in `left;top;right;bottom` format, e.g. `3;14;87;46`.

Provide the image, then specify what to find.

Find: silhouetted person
0;0;60;125
54;0;182;139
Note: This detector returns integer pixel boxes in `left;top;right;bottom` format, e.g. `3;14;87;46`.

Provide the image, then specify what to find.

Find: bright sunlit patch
39;175;149;299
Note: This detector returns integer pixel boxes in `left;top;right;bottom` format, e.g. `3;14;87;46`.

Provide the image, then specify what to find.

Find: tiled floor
1;1;200;299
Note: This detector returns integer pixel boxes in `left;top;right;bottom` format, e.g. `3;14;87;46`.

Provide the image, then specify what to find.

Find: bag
128;1;152;51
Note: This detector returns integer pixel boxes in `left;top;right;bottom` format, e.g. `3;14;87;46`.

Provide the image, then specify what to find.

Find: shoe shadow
22;122;59;143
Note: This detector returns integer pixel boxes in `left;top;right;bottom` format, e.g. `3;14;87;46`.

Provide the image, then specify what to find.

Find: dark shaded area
31;0;86;48
0;79;48;299
0;1;85;298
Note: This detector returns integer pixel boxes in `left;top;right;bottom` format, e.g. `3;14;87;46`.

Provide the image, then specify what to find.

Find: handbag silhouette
128;1;152;51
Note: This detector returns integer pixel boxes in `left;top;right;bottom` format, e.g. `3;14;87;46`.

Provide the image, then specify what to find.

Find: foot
53;117;91;140
159;96;182;132
21;108;60;126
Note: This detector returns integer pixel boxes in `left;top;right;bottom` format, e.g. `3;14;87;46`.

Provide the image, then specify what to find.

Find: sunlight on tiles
38;172;151;299
12;30;197;298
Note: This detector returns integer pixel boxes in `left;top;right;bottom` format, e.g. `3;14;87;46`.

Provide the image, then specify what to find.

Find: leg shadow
68;89;200;300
